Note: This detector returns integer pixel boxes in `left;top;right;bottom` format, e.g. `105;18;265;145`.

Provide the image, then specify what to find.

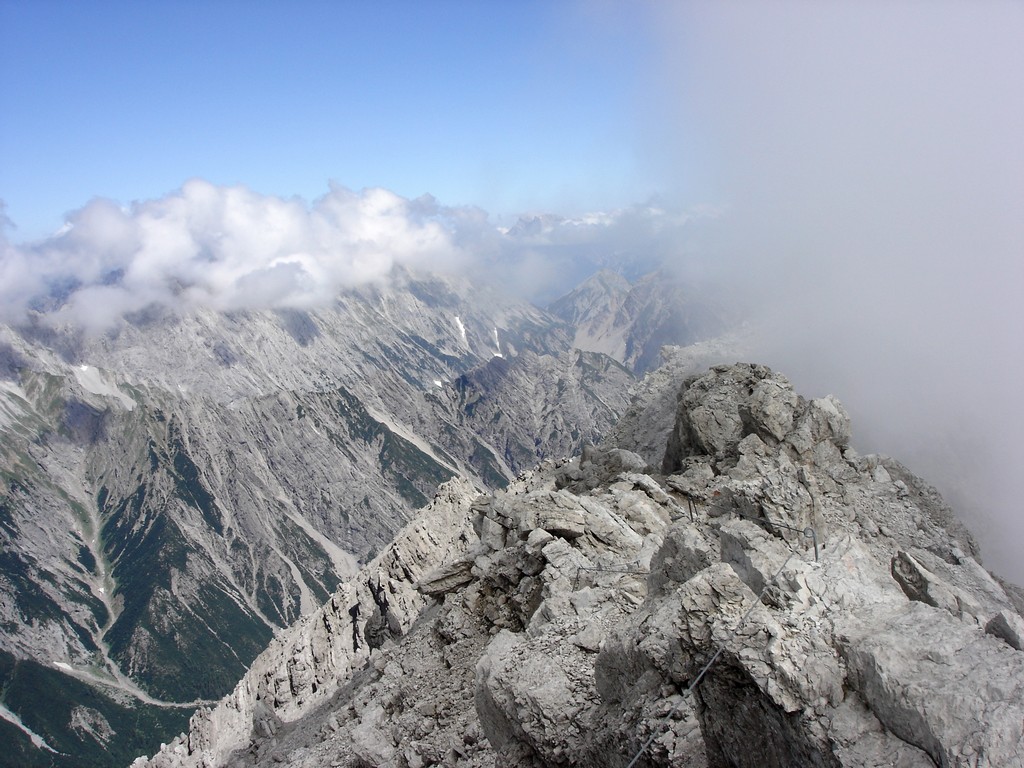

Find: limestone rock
662;362;851;471
132;362;1024;768
986;609;1024;650
840;602;1024;767
647;520;713;594
136;478;480;767
891;549;962;614
416;558;478;597
350;705;398;765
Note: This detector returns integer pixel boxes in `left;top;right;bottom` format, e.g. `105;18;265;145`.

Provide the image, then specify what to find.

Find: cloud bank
1;181;473;330
0;182;693;330
647;1;1024;581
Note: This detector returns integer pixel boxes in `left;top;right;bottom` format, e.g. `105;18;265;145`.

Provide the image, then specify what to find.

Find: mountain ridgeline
0;267;727;766
136;362;1024;768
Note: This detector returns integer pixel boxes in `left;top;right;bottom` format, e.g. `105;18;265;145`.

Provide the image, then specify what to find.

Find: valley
0;266;726;766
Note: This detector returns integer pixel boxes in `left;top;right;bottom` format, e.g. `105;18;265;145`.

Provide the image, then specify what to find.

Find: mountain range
0;266;730;766
132;361;1024;768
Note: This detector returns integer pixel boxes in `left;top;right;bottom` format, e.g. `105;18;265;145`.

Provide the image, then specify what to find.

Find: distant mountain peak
549;268;731;374
0;269;636;765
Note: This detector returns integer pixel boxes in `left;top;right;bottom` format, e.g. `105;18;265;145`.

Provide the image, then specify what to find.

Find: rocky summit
0;267;645;767
0;267;737;767
135;362;1024;768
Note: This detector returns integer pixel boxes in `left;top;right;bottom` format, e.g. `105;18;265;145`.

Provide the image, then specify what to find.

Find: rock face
137;362;1024;768
136;479;481;768
0;267;637;766
548;269;731;374
600;334;750;466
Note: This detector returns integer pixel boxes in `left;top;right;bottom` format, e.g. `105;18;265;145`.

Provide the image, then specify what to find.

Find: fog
645;1;1024;581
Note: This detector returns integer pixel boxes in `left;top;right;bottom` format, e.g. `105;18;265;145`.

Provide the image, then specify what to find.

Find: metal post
803;526;819;562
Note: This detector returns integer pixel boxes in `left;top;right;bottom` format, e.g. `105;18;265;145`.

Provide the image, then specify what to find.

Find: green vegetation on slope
333;386;456;508
0;650;190;768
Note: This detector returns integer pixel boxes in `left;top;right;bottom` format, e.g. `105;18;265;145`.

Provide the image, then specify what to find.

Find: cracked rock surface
137;363;1024;768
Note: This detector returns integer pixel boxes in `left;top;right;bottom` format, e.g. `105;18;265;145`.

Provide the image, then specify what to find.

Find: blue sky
0;0;656;240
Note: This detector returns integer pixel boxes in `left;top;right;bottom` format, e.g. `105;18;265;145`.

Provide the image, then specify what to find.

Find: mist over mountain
548;268;730;374
640;2;1024;584
3;162;1021;584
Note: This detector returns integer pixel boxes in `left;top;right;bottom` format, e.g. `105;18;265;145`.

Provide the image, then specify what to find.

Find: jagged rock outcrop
133;478;481;767
0;267;638;766
135;362;1024;768
601;333;750;465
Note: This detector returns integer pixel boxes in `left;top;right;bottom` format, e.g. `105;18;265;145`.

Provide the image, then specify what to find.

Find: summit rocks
137;362;1024;768
0;268;642;765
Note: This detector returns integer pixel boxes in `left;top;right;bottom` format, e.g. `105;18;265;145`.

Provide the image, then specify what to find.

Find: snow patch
433;380;443;388
492;327;503;358
72;364;136;411
53;661;73;672
453;315;468;344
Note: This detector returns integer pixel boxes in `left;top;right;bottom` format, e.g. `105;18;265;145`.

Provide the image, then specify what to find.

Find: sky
1;1;1023;580
0;0;653;240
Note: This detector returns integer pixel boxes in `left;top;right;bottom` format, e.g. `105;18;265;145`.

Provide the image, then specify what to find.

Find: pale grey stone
416;559;476;597
133;362;1024;768
891;549;962;614
987;609;1024;650
841;602;1024;767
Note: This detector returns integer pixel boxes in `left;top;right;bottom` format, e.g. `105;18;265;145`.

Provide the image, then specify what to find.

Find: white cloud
1;181;697;328
0;180;473;330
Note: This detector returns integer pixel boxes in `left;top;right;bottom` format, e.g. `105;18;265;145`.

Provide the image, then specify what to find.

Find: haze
648;2;1024;581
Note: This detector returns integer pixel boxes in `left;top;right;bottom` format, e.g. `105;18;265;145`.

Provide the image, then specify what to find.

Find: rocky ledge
135;363;1024;768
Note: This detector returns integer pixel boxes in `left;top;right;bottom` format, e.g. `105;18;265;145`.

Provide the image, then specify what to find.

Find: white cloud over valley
0;181;466;330
0;183;694;331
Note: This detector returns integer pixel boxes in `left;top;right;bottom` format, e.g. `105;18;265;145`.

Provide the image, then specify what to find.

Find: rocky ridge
0;267;639;765
136;362;1024;767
